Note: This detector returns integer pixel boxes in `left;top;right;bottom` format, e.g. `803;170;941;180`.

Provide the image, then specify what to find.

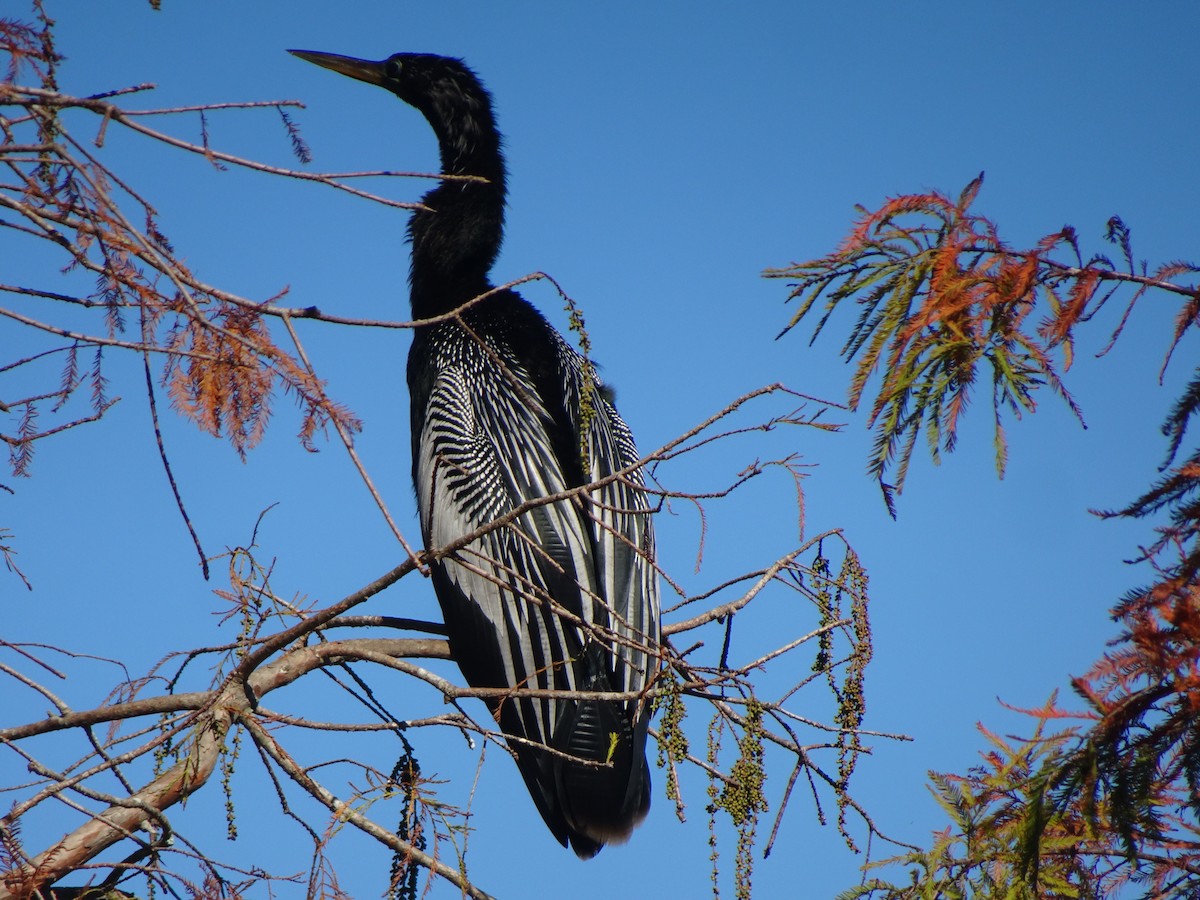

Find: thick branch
4;710;229;900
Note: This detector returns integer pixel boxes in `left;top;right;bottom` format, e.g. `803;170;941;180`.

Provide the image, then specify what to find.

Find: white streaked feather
416;321;659;747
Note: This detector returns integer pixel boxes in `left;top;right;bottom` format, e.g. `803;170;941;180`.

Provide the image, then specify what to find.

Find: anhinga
289;49;660;858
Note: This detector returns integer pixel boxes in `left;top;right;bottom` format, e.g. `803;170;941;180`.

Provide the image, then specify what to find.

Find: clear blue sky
5;3;1199;897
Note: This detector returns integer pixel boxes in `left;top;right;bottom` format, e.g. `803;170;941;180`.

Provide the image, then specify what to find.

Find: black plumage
289;49;660;858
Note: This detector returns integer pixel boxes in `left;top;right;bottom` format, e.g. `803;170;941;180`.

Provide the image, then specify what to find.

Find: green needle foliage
775;177;1200;898
838;696;1200;899
767;174;1123;505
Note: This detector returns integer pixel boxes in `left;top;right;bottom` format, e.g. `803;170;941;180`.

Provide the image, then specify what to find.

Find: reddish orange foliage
165;307;277;456
771;174;1095;497
772;175;1200;888
2;14;362;475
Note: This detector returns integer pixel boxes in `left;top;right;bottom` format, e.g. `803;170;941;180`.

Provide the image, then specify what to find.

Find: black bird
289;50;660;858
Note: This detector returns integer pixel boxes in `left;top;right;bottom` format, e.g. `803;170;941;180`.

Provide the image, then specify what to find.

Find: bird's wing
415;333;660;854
416;361;605;748
548;344;660;849
556;339;661;699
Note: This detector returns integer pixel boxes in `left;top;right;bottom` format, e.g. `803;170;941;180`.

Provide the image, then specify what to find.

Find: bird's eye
384;58;403;79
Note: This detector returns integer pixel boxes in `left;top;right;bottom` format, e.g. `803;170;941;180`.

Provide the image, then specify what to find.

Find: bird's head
288;49;498;172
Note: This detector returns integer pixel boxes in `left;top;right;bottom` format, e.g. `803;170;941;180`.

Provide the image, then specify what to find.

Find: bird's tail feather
554;692;651;858
503;644;651;859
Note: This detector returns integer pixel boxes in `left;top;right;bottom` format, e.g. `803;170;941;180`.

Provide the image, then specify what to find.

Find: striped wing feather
413;322;658;855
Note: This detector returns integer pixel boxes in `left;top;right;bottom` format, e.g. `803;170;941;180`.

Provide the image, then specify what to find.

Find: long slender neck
408;106;507;319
